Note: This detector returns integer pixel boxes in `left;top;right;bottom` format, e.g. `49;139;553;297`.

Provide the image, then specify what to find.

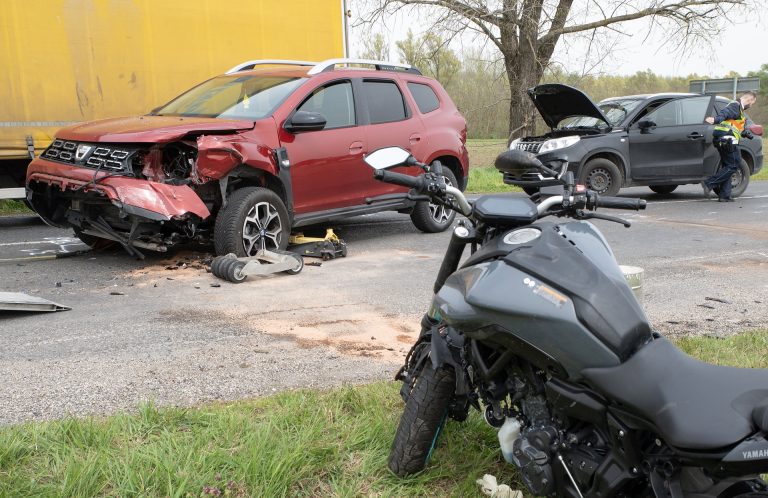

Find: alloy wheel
241;201;283;255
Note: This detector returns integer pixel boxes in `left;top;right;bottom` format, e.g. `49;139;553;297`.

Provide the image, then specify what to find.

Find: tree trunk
505;56;541;144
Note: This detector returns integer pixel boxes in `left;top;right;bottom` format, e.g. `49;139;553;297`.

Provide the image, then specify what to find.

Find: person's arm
713;102;741;124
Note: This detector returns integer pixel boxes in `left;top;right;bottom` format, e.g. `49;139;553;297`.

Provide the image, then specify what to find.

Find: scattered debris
697;304;716;309
705;296;732;304
210;283;221;288
109;291;125;296
476;474;523;498
306;261;322;267
0;292;70;312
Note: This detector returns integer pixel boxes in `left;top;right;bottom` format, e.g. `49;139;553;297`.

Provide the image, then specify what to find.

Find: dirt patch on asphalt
125;251;212;284
158;305;419;362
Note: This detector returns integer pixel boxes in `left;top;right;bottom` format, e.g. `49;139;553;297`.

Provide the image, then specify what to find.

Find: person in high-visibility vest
701;91;758;202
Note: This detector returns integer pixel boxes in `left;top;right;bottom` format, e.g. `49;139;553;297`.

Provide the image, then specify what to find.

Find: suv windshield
559;98;643;129
153;74;306;120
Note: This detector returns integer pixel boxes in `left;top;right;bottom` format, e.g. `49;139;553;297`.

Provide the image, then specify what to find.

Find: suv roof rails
307;58;422;75
225;60;318;74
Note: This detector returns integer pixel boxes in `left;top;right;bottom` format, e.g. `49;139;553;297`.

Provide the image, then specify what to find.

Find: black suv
510;84;764;196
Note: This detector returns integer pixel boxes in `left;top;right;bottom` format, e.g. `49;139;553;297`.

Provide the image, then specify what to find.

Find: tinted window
643;96;710;127
408;83;440;114
297;81;355;129
363;80;407;124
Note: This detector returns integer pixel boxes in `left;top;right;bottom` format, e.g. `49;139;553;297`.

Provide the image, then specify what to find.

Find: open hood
528;84;610;129
55;116;255;143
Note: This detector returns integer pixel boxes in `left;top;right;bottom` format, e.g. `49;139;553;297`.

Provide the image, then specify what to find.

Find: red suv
27;59;468;256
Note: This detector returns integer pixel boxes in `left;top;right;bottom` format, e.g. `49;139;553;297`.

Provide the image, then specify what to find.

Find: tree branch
541;0;745;40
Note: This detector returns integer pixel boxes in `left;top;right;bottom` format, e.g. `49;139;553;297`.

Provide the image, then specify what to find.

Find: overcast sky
349;3;768;78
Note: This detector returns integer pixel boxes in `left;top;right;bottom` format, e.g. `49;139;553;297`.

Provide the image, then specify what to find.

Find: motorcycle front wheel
388;364;456;477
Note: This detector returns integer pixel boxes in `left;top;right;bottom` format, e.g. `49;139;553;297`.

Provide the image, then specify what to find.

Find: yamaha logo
75;144;92;161
742;449;768;459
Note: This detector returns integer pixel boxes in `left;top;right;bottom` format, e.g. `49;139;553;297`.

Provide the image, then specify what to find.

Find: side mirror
285;111;327;133
637;120;656;133
749;124;763;137
364;147;412;170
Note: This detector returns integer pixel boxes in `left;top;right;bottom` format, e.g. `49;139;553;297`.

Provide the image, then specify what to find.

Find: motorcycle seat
582;337;768;450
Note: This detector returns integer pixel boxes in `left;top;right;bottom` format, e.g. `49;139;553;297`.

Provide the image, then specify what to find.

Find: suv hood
528;84;610;129
55;116;255;143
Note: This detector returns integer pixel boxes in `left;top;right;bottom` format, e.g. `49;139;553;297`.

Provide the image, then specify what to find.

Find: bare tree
360;0;748;141
359;32;391;60
396;30;461;86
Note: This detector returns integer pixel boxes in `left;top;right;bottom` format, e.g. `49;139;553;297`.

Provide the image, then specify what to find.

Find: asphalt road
1;183;767;424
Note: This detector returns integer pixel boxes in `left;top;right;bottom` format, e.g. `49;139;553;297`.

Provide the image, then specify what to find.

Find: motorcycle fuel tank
431;220;652;379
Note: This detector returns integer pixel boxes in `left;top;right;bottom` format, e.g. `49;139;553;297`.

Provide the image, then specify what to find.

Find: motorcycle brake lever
576;210;631;228
407;194;432;202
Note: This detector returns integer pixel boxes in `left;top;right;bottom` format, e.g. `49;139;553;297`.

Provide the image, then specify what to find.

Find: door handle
349;141;364;154
409;133;422;145
687;132;703;139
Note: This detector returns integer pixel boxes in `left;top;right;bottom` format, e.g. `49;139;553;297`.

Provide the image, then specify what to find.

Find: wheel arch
428;154;466;191
580;150;628;186
741;148;755;174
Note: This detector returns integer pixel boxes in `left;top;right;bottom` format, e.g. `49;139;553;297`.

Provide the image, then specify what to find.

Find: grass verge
0;199;32;216
1;330;766;497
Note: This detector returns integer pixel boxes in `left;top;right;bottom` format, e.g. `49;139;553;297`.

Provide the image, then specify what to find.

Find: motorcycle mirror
495;149;544;175
364;147;412;170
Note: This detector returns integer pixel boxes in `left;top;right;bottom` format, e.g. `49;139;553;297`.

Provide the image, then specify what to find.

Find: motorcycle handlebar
373;169;424;189
594;196;647;211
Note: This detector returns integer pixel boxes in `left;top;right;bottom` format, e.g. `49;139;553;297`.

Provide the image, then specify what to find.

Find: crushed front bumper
26;158;210;225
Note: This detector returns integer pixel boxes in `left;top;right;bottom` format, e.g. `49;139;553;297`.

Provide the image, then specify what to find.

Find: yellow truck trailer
0;0;348;199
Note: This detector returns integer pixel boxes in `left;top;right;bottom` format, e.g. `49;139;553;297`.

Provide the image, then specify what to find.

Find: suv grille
511;141;543;154
42;140;141;173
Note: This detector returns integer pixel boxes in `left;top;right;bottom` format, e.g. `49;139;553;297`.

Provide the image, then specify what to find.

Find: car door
278;79;368;214
358;78;426;198
628;95;715;181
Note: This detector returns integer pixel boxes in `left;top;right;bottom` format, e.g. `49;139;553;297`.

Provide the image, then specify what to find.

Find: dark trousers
705;137;740;200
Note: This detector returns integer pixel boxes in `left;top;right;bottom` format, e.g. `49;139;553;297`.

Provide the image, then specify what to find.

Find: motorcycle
363;146;768;498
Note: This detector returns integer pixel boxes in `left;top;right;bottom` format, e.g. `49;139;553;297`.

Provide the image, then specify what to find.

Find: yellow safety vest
714;103;746;140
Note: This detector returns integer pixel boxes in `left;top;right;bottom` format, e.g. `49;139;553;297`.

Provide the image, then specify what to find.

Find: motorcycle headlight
539;135;580;154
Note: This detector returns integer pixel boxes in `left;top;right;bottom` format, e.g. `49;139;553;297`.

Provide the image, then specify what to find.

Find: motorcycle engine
511;426;558;496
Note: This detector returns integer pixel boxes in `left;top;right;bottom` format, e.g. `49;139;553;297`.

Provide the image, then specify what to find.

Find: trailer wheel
210;254;236;279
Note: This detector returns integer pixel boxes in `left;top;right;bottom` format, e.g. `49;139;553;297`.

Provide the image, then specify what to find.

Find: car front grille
42;140;141;174
511;141;543;154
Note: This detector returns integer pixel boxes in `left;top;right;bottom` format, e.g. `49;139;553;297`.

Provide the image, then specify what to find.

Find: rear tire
579;158;622;196
214;187;290;257
410;169;458;233
388;365;456;477
649;185;678;194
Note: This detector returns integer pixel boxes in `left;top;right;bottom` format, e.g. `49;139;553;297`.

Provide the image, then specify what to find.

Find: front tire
214;187;290;257
388;364;456;477
579;158;622;196
410;169;458;233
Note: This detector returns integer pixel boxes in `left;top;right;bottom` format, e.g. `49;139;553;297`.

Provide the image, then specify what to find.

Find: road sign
689;77;760;99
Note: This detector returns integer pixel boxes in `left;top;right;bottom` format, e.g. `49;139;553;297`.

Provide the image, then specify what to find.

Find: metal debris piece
705;296;732;304
0;292;70;312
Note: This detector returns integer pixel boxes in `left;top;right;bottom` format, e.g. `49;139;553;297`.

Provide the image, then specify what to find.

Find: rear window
363;80;407;124
408;83;440;114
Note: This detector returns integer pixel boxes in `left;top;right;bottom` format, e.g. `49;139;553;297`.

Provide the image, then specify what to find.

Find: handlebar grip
373;169;424;189
595;196;647;210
